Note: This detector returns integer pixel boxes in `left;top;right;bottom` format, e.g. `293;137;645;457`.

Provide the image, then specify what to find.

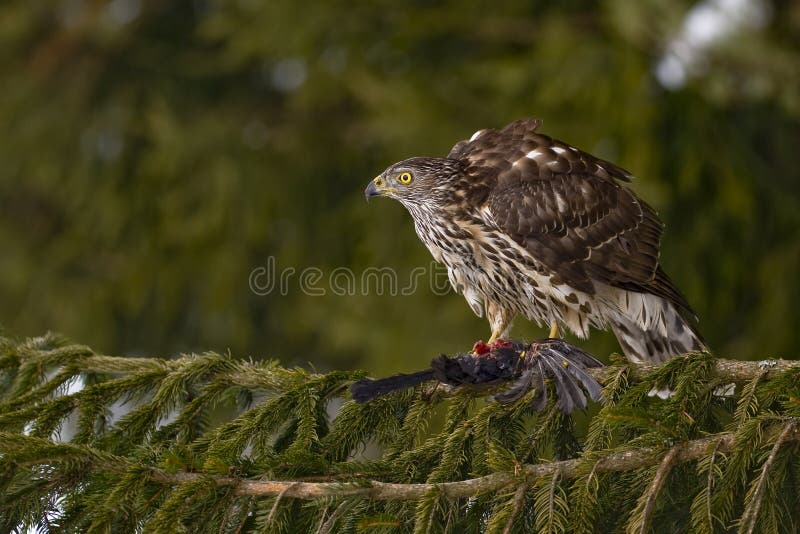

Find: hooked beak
364;177;384;202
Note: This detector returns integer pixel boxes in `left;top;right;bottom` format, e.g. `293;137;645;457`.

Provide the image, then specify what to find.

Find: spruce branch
738;420;797;534
4;340;799;404
689;437;724;533
501;483;528;534
589;356;800;385
2;334;800;532
146;422;800;501
533;469;567;533
627;444;681;534
315;500;349;534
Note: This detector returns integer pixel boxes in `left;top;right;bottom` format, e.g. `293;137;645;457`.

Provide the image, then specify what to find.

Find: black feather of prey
350;339;604;413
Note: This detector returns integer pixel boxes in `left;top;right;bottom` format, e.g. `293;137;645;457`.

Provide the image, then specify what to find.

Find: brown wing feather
451;119;694;316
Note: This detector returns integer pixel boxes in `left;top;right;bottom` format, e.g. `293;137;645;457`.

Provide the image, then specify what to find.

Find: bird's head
365;157;463;208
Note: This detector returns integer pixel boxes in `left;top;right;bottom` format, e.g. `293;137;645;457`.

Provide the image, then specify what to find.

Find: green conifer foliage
1;332;799;532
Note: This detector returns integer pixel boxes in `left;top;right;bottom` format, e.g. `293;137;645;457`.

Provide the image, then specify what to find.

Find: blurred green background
0;0;798;376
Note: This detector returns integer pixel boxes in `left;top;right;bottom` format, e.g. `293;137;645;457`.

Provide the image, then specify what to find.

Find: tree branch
150;423;800;501
502;483;528;534
739;420;797;534
588;356;800;384
635;444;680;534
10;340;800;394
71;352;800;390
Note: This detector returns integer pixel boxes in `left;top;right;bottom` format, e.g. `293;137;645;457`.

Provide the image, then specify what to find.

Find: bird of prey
365;119;705;364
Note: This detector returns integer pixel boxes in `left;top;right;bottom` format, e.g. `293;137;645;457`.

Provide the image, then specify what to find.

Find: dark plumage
350;339;604;413
365;119;705;363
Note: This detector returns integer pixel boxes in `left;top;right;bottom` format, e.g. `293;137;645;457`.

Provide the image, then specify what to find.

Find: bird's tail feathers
350;370;436;403
611;293;705;364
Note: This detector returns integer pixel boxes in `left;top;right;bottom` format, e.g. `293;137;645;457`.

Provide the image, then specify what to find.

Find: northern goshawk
365;119;705;364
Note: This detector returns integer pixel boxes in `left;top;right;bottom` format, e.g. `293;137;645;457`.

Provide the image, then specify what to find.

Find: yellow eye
398;172;413;185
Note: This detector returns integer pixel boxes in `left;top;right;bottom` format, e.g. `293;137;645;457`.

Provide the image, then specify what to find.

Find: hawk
365;119;705;364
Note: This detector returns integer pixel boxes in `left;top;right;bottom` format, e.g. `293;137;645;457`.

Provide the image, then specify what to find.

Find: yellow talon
488;330;500;344
548;321;559;338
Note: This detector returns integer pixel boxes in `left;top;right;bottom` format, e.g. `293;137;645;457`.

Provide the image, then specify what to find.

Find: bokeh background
0;0;798;377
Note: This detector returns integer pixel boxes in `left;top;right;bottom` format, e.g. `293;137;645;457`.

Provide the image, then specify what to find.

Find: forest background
1;0;798;376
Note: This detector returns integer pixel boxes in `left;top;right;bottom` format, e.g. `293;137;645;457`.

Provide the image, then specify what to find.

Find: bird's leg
487;329;501;344
548;320;560;339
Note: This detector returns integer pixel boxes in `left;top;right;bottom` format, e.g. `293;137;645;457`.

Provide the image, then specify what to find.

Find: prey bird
365;119;705;364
